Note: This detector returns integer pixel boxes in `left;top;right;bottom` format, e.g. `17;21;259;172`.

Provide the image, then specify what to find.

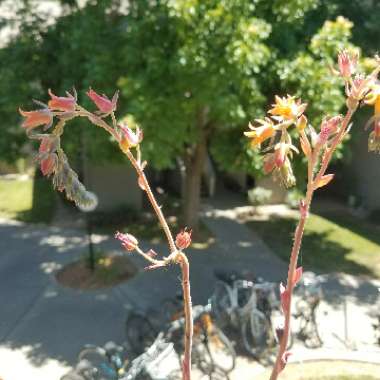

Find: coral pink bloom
19;108;53;130
48;89;76;112
87;88;118;114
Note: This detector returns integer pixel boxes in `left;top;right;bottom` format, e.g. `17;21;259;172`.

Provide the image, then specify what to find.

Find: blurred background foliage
1;0;379;180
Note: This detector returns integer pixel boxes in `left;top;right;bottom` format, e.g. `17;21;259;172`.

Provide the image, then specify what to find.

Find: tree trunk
182;108;209;231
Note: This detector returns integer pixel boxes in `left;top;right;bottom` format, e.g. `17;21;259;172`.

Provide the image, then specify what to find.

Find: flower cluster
246;51;380;191
19;88;144;209
337;49;380;152
244;95;307;187
246;51;380;380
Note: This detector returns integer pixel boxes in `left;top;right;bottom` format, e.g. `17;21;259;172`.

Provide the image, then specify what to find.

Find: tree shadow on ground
248;218;375;278
315;210;380;247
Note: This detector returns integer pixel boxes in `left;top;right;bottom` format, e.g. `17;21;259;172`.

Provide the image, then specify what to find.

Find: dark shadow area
319;273;380;308
315;209;380;248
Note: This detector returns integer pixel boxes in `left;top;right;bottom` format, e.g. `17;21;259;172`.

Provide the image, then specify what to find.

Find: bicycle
211;269;288;358
125;299;236;378
77;341;127;379
61;326;180;380
69;312;228;380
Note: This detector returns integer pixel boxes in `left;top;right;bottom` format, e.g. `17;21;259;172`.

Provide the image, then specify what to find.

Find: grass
0;177;55;223
247;210;380;278
256;361;380;380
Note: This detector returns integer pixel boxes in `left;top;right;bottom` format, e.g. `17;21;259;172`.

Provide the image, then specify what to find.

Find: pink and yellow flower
268;95;307;121
118;124;143;151
87;88;118;114
244;118;275;147
48;89;76;112
364;83;380;152
19;108;53;130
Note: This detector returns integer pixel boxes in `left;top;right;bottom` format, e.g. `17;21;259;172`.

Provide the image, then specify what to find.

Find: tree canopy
1;0;379;225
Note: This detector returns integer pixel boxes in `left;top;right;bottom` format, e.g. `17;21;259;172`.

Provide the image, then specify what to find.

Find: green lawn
0;178;55;223
248;210;380;278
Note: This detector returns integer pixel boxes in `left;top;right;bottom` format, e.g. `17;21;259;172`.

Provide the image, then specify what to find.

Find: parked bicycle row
60;270;326;380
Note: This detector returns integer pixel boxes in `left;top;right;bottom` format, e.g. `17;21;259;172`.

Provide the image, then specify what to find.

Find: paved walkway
0;192;379;379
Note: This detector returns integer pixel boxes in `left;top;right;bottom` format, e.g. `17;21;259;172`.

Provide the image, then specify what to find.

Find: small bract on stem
19;88;194;380
245;50;380;380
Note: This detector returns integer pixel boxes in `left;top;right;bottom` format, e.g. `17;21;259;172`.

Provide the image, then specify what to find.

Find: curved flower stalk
245;51;380;380
20;88;193;380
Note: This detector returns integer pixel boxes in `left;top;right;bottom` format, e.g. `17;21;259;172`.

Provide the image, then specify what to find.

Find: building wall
351;132;380;211
86;164;142;212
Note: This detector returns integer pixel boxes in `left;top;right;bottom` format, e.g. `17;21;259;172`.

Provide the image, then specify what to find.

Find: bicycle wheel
300;313;323;349
241;311;274;358
125;312;157;355
192;332;217;377
78;347;118;380
211;282;232;324
206;325;236;374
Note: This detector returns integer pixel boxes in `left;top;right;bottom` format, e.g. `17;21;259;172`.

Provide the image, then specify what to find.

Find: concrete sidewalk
0;191;380;380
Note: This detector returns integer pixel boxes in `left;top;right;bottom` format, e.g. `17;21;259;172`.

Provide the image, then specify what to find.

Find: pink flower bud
115;231;138;251
318;116;341;145
87;88;118;114
175;229;192;250
48;89;76;112
338;50;358;78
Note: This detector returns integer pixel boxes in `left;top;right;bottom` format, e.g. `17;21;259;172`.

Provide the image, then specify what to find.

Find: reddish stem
269;108;355;380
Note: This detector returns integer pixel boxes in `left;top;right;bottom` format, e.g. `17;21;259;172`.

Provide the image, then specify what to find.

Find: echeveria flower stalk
245;51;380;380
19;87;195;380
